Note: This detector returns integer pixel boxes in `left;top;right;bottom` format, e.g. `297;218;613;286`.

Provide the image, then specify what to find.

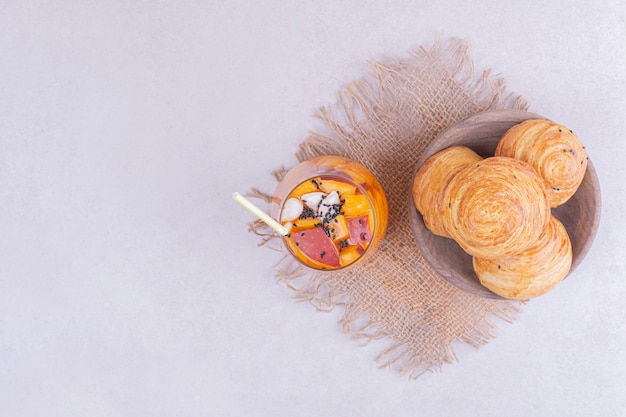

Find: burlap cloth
250;38;529;378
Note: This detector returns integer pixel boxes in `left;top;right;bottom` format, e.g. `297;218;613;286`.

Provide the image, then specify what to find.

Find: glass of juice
270;156;388;270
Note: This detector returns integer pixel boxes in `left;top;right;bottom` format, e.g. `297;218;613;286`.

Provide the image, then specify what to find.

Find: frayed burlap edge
249;37;528;379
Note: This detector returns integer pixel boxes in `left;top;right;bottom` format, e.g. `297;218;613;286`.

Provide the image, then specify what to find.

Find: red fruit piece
348;216;372;245
290;227;340;268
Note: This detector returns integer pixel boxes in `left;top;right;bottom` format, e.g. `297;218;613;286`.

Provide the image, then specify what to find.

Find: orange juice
271;156;388;270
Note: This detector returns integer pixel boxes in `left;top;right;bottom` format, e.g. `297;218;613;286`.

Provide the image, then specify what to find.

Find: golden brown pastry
495;118;588;207
412;146;483;238
441;156;551;259
473;215;572;299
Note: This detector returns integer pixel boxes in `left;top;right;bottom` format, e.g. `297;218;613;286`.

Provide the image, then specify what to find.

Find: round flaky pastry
495;118;588;207
412;146;483;238
441;156;551;259
473;215;572;300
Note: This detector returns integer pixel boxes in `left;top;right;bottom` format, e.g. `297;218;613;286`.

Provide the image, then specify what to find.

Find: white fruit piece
318;191;341;223
281;198;303;221
301;192;326;210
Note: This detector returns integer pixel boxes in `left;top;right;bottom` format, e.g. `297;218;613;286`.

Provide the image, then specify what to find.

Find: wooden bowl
408;109;602;299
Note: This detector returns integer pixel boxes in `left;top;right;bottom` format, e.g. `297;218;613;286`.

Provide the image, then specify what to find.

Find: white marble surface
1;1;625;416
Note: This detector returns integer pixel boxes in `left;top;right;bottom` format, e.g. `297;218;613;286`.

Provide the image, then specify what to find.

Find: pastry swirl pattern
412;146;482;238
441;156;551;259
495;119;588;207
473;215;572;299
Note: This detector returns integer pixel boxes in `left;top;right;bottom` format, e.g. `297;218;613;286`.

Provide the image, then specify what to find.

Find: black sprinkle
559;129;562;132
321;202;342;225
358;218;363;225
498;265;501;269
360;233;368;241
320;251;326;258
286;233;291;238
299;207;317;220
295;242;299;246
448;202;451;208
300;232;305;236
569;129;573;133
